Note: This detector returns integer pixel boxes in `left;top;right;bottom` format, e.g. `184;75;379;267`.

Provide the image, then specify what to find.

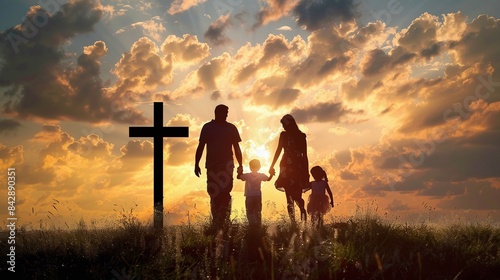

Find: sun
250;145;270;167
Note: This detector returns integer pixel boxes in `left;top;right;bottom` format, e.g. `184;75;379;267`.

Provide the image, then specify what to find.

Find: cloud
317;55;351;76
211;90;221;100
0;122;209;227
386;199;410;211
283;21;386;88
166;141;197;166
106;4;134;18
161;34;210;65
204;14;232;46
101;4;116;19
340;169;360;180
437;183;500;210
249;84;302;108
18;124;119;193
396;65;495;134
293;0;358;31
254;0;358;31
112;37;173;93
120;16;166;41
254;0;298;29
0;119;21;134
0;1;146;124
0;124;185;227
396;13;440;54
118;140;154;172
67;134;115;160
169;52;232;99
234;34;306;84
450;14;500;82
166;113;200;128
196;54;229;91
420;42;443;60
120;140;154;159
437;12;467;41
361;49;392;76
290;102;363;123
168;0;207;15
328;126;349;136
277;26;292;31
0;143;23;169
362;100;500;203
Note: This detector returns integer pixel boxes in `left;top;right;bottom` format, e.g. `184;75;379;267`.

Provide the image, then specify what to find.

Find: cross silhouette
129;102;189;231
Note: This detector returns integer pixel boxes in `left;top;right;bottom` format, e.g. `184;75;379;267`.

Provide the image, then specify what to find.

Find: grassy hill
2;212;499;279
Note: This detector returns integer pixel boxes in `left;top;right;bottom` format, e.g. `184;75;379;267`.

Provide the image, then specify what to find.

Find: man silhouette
195;104;243;232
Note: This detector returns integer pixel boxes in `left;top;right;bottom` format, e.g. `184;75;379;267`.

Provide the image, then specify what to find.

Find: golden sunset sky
1;0;500;229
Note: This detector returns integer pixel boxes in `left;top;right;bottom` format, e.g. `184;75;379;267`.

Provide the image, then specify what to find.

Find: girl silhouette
306;166;334;228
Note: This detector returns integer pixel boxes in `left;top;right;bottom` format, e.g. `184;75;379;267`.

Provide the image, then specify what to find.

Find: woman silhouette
269;114;309;223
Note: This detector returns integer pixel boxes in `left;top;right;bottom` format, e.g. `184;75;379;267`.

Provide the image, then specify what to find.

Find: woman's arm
269;133;284;174
303;135;309;181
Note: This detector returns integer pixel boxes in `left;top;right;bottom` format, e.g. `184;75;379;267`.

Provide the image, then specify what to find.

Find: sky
1;0;500;229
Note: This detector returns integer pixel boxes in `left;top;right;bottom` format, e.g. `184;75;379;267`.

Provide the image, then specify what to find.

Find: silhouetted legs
210;192;231;232
285;187;306;223
245;196;262;227
311;212;324;228
207;165;234;233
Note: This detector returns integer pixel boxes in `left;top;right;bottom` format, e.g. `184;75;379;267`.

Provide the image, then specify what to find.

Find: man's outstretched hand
194;165;201;177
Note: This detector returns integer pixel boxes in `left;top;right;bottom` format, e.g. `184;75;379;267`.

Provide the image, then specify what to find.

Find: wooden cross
129;102;189;231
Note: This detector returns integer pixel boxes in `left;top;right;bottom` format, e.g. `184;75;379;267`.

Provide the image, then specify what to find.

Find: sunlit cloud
119;16;166;41
204;14;232;46
277;25;292;31
168;0;207;15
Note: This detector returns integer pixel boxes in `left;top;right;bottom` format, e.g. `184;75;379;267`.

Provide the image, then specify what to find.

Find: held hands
237;165;243;175
269;167;275;176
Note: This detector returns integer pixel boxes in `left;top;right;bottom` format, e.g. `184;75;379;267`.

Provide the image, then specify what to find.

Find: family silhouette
195;105;334;232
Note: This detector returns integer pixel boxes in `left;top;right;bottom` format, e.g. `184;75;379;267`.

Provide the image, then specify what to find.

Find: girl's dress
306;180;332;214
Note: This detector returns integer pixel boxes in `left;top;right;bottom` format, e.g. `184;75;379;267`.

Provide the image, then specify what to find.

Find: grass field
2;210;499;279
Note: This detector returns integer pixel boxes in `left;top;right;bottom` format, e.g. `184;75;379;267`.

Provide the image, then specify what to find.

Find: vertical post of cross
129;102;189;232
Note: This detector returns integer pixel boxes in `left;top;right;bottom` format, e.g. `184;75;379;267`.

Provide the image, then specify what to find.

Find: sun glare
248;145;270;168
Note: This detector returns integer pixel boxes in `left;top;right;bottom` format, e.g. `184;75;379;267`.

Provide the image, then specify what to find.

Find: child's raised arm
266;171;275;181
237;173;245;181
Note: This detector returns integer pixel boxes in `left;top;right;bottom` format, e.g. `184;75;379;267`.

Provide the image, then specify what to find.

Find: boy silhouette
237;159;274;226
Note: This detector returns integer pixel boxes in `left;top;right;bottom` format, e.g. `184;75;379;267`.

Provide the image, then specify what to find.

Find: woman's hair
280;114;301;134
310;166;328;182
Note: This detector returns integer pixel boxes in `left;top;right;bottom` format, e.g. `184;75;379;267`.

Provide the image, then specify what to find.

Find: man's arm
233;142;243;175
194;141;205;177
